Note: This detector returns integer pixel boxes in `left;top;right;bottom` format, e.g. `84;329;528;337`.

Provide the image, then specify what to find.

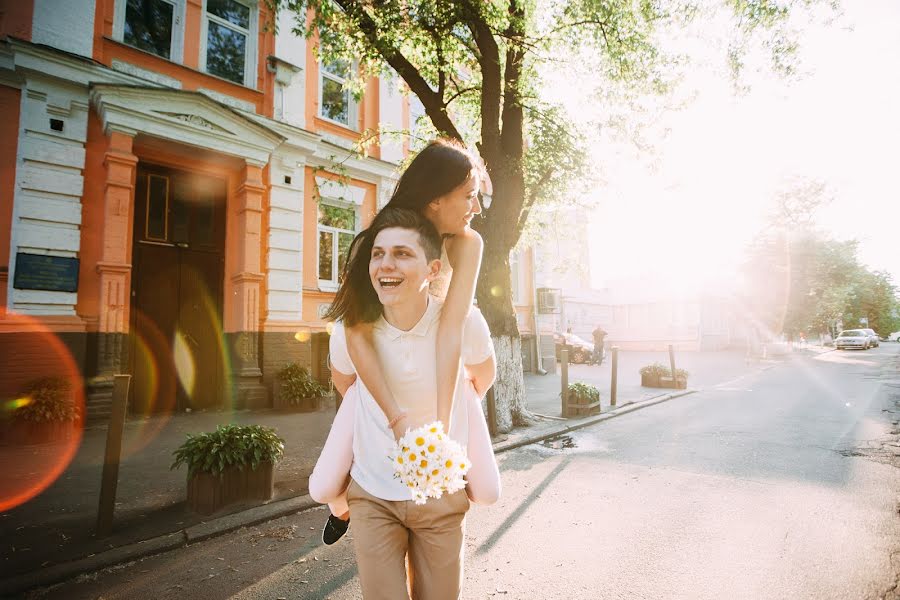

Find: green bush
277;363;328;405
566;382;600;402
13;377;79;423
171;424;285;476
639;363;689;379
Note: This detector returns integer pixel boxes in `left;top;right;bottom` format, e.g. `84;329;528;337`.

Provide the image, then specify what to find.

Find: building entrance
130;164;226;413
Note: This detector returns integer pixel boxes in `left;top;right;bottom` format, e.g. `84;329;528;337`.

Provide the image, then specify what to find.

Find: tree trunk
475;223;530;430
489;334;527;431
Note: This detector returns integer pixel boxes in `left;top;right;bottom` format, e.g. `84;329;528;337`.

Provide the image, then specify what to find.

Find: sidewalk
526;349;766;418
0;348;778;594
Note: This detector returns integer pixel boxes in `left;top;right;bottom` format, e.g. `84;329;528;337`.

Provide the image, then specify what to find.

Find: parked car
554;333;595;364
835;329;872;350
860;328;880;347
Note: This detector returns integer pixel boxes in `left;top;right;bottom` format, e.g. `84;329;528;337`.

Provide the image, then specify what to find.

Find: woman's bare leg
464;388;501;505
309;385;357;516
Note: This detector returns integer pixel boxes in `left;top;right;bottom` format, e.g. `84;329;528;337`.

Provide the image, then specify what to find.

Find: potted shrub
171;424;285;515
564;382;601;417
3;377;80;445
639;363;667;387
274;363;329;411
639;363;689;389
660;367;689;389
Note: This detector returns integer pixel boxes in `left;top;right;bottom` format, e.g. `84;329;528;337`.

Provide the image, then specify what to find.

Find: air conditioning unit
537;287;561;314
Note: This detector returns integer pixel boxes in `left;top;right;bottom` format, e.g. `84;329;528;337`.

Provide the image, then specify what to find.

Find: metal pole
531;245;547;375
610;346;619;407
97;374;131;537
560;347;569;418
486;387;498;438
668;344;677;379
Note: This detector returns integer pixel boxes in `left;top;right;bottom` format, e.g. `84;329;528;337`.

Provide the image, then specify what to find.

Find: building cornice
3;37;164;89
90;84;285;166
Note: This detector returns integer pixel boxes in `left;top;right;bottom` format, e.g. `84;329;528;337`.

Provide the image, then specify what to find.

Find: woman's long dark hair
324;139;479;326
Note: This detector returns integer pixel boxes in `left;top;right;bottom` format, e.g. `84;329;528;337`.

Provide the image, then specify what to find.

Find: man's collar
375;296;441;340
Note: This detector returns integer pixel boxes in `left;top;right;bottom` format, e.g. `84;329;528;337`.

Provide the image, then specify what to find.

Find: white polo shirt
329;297;494;501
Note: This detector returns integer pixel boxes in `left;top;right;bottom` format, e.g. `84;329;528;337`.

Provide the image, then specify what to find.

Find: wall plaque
13;253;79;293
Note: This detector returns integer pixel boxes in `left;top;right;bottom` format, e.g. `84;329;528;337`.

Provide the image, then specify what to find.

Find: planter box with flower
563;382;601;417
274;363;330;411
171;424;285;515
639;363;688;389
1;377;80;445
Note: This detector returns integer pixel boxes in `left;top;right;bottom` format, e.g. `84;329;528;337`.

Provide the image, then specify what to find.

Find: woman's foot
322;513;350;545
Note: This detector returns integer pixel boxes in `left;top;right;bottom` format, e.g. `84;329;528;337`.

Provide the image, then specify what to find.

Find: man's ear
426;259;442;281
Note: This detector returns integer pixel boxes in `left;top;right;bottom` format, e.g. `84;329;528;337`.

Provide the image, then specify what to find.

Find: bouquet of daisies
389;422;470;505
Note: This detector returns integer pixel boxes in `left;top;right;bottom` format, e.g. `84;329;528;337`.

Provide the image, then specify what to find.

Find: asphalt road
25;345;900;600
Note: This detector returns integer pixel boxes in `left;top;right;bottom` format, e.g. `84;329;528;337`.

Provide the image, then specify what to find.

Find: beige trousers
347;479;470;600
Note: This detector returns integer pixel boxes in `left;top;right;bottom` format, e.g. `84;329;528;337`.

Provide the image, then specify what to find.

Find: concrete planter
641;373;661;387
658;376;688;390
186;462;275;515
567;390;601;417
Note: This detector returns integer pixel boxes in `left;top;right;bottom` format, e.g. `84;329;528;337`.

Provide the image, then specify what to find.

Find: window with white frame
202;0;258;86
319;59;358;128
317;201;359;288
115;0;186;62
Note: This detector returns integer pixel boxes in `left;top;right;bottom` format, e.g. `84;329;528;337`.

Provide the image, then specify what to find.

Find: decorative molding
95;262;132;274
231;272;265;284
111;60;182;89
7;38;165;89
319;132;356;151
198;88;256;112
90;84;284;166
154;111;233;135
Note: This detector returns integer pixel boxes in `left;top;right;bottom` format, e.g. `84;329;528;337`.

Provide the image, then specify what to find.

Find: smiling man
327;207;496;599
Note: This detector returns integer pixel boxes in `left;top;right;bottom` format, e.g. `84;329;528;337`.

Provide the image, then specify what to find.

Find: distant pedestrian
591;325;607;365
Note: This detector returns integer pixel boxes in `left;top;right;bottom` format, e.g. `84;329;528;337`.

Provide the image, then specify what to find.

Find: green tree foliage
268;0;834;425
742;180;899;338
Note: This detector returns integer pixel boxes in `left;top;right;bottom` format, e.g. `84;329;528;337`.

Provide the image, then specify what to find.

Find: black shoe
322;514;349;545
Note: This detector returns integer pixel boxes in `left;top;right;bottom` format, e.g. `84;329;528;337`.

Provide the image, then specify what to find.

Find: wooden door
130;165;225;414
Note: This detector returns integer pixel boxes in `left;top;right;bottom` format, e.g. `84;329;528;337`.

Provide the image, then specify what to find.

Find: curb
492;390;696;454
2;387;699;596
1;496;321;597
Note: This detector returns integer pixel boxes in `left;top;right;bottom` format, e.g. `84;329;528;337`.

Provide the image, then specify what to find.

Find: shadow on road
475;456;572;556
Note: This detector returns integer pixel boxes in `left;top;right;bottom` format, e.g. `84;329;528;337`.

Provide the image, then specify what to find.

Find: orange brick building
0;0;418;420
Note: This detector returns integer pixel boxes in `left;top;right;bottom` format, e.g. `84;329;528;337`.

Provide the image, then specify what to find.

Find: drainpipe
531;245;547;375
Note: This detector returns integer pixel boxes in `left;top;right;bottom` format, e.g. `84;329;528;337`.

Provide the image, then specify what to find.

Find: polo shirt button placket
400;334;413;372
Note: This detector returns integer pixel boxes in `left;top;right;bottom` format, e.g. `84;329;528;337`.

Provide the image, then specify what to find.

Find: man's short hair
369;207;442;262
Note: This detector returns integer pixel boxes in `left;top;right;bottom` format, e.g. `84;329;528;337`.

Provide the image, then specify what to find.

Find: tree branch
443;86;480;106
516;167;552;235
459;0;501;160
499;0;525;162
332;0;464;140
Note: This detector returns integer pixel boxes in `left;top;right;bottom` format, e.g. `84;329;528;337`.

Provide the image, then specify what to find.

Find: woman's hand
391;419;407;442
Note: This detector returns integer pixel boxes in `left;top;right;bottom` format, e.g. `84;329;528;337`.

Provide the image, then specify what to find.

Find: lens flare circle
0;312;85;512
173;330;196;398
